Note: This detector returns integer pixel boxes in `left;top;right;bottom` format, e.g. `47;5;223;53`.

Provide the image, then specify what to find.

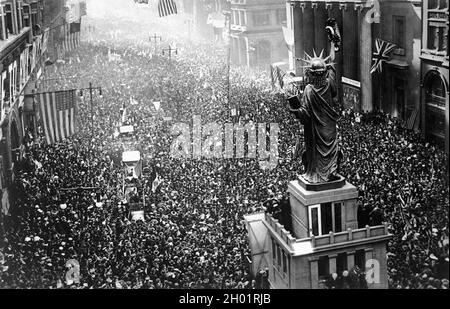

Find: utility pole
149;33;162;54
162;45;178;60
222;10;232;116
185;18;193;41
79;83;102;143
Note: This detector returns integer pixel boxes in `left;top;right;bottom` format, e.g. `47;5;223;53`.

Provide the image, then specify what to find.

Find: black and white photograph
0;0;448;294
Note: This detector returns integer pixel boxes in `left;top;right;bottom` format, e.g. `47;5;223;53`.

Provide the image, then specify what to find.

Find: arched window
424;71;447;145
425;72;446;108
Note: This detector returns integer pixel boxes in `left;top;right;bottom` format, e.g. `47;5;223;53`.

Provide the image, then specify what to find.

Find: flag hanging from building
282;26;294;52
370;38;396;74
270;64;286;90
37;90;78;145
42;29;50;55
80;1;87;16
158;0;177;17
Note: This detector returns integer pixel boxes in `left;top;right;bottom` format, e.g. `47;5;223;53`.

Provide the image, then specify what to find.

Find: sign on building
342;77;361;111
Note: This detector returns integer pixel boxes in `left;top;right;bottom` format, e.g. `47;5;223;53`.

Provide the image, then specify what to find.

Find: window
425;72;446;108
333;203;342;233
337;253;348;274
318;256;329;280
309;203;343;236
393;16;405;55
426;0;448;53
4;3;14;37
355;250;366;270
22;4;30;28
253;11;270;27
272;238;276;261
276;244;281;269
239;11;245;26
428;25;447;52
282;251;288;274
309;205;321;236
276;9;286;25
321;203;333;235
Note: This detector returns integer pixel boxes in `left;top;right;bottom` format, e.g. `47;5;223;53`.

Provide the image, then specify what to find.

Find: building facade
230;0;288;68
0;0;69;220
420;0;449;154
181;0;230;41
287;0;422;115
287;0;449;153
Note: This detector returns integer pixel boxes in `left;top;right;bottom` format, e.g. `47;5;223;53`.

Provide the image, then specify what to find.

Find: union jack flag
370;38;396;74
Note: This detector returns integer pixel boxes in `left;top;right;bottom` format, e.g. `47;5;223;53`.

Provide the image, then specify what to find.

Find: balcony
264;212;392;256
0;27;31;58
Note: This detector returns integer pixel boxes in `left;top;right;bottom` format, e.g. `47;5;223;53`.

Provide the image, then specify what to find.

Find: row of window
308;202;342;237
231;9;286;27
271;238;289;280
425;0;448;53
1;1;43;41
0;32;44;120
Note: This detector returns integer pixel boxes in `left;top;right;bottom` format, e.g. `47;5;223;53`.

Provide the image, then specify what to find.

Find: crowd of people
0;11;448;289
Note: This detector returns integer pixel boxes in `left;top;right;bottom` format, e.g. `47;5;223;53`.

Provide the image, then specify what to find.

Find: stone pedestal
287;178;358;239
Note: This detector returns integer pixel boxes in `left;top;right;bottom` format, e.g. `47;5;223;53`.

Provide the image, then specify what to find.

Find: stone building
230;0;288;67
420;0;449;154
0;0;68;220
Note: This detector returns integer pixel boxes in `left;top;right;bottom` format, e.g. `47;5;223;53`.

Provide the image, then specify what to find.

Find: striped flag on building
37;90;78;145
158;0;177;17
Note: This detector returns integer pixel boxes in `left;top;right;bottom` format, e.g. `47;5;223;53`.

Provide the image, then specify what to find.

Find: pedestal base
288;179;359;239
298;174;346;192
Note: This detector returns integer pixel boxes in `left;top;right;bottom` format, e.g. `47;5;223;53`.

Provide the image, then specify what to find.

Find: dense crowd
0;13;448;289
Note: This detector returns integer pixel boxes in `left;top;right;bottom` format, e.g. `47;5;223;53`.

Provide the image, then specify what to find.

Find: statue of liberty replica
287;19;342;185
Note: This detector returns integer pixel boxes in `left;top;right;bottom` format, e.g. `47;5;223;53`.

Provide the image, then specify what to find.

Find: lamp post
162;45;178;60
149;34;162;54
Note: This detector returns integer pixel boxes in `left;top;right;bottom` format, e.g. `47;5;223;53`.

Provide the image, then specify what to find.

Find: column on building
302;3;315;58
289;2;304;74
314;2;328;57
329;254;337;275
364;248;374;288
244;37;250;67
359;6;373;112
347;251;355;270
309;257;319;289
341;3;359;82
237;36;243;66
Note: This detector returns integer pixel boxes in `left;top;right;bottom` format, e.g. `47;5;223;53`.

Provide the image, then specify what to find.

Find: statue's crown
301;50;334;76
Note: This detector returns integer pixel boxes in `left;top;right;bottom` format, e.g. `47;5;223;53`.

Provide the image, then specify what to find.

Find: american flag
370;38;396;74
158;0;177;18
38;90;78;145
270;65;285;90
59;22;81;55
